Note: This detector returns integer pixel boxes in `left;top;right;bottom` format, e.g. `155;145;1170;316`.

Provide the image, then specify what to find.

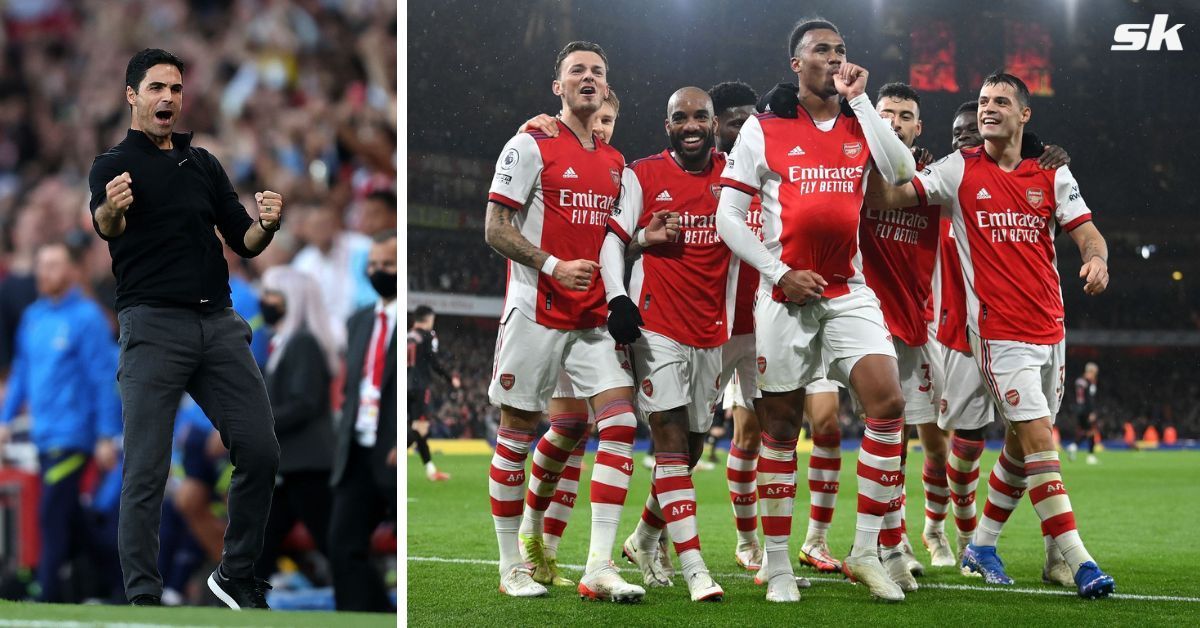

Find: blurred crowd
0;0;396;609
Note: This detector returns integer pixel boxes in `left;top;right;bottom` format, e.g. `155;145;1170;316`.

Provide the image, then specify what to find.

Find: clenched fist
834;63;869;101
552;258;600;292
256;190;284;230
105;172;135;213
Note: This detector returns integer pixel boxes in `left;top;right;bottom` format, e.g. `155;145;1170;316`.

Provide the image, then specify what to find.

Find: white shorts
805;377;840;395
489;310;633;412
968;331;1066;423
632;330;723;433
755;284;896;392
720;333;758;410
937;344;995;432
896;338;943;425
551;343;633;400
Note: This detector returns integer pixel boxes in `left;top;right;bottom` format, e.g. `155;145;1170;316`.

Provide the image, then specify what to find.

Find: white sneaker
621;535;672;587
1086;454;1099;465
694;459;716;471
900;536;926;576
753;551;811;588
578;564;646;603
734;542;763;571
1042;544;1074;587
765;571;801;602
685;570;724;602
922;530;956;567
499;564;548;598
843;554;906;602
883;548;919;592
657;535;675;578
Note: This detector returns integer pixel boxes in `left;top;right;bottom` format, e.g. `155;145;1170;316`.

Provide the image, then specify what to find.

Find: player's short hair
554;41;608;79
955;100;978;117
366;188;397;211
981;71;1031;108
708;81;758;115
36;240;84;266
788;18;840;57
414;305;435;320
877;82;920;107
603;87;620;115
126;48;186;91
1085;362;1099;372
372;228;397;244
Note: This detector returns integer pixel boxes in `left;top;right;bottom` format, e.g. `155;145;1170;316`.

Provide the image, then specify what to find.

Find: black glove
607;295;643;344
758;82;799;117
1020;131;1045;159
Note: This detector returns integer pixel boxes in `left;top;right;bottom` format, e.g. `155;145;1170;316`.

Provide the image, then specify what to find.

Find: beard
668;130;715;162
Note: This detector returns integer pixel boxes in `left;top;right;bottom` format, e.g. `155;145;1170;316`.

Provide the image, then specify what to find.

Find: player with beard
602;87;729;602
716;18;917;602
485;41;643;602
933;100;1077;588
866;72;1115;599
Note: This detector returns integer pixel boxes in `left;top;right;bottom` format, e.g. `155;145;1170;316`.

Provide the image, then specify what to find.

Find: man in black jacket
330;229;397;612
88;48;282;609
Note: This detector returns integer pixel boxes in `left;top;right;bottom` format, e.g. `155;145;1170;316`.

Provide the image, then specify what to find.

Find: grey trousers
116;305;279;599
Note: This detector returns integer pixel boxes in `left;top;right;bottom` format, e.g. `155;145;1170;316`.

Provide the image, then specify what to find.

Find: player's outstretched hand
1038;144;1071;170
779;269;827;305
517;114;559;137
607;295;643;344
552;258;599;292
644;210;681;245
912;146;934;169
1080;257;1108;295
834;63;869;101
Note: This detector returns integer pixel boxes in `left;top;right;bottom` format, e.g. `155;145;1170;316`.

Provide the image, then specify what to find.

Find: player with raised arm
484;41;644;602
600;86;733;602
715;18;917;603
866;72;1115;599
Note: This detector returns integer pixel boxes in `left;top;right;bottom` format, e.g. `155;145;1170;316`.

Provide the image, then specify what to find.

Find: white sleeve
914;151;965;208
1053;166;1092;230
606;167;643;244
487;133;542;209
849;93;916;186
599;232;628;301
716;186;791;285
720;114;770;194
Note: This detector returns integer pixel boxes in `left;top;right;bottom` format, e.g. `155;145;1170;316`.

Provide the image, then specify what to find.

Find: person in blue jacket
0;242;122;603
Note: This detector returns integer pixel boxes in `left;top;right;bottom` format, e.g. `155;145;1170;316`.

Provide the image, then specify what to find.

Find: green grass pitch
407;448;1200;627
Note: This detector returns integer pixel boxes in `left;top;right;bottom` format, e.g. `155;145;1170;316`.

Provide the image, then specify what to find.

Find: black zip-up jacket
88;129;260;313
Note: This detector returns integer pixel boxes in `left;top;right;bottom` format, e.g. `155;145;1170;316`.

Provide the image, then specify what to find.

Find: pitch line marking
408;555;1200;603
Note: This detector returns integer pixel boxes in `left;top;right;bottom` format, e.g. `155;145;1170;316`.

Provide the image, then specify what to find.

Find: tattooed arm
484;202;597;291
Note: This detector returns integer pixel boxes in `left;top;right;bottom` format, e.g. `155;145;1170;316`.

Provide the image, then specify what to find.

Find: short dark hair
877;82;920;107
708;81;758;115
788;18;840;57
372;228;397;244
554;41;608;79
125;48;186;91
414;305;435;320
955;100;978;117
366;189;397;211
981;71;1031;108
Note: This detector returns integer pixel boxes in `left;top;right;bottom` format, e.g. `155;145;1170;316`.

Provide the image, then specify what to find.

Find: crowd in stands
0;0;396;609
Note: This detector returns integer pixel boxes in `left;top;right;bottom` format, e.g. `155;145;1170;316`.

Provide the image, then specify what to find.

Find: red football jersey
720;109;873;302
487;120;624;330
607;150;733;348
729;195;763;336
934;217;970;353
858;202;941;346
914;147;1092;344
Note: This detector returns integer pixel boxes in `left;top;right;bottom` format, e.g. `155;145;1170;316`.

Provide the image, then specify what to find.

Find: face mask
260;302;285;326
369;270;397;299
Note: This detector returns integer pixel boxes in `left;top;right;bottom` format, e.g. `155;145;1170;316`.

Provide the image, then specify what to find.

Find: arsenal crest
499;373;515;390
642;378;654;397
1026;188;1044;208
843;142;863;158
1005;389;1021;406
756;356;767;374
710;183;722;200
610;168;621;189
